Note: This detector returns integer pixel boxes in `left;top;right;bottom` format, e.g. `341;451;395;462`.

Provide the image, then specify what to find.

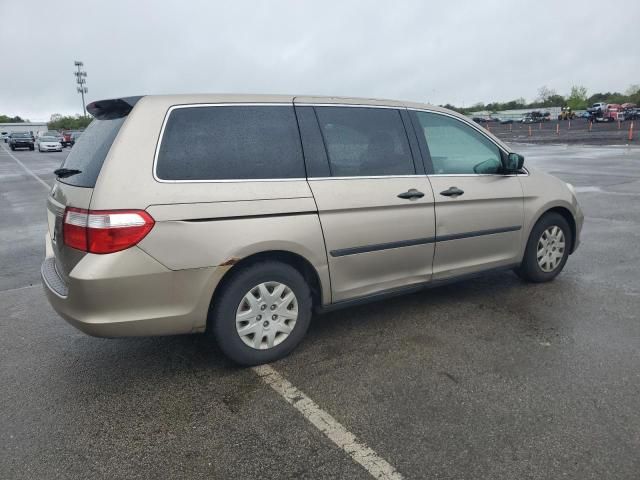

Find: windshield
12;133;30;138
57;117;125;188
40;136;58;142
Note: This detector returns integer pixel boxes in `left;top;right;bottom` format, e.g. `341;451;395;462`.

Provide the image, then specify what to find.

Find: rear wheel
210;261;312;365
516;212;572;283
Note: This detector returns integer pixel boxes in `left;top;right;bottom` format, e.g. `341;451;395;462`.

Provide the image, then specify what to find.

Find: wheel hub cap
537;226;566;273
235;281;298;350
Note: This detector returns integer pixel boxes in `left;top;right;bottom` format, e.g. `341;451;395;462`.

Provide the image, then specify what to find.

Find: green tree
432;83;640;114
566;85;588;110
47;114;92;131
546;94;566;107
0;114;26;123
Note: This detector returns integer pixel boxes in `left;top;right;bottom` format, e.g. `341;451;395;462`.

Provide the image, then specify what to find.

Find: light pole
74;61;88;117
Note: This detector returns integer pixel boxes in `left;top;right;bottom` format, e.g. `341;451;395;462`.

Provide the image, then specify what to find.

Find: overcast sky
1;0;638;121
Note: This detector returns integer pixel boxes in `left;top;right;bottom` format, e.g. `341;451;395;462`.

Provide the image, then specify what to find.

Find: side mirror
505;152;524;172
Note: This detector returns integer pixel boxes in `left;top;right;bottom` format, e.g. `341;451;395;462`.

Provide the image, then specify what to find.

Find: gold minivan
42;94;583;365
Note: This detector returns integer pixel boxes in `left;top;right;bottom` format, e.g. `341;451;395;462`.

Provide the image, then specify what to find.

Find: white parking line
253;365;404;480
1;144;51;190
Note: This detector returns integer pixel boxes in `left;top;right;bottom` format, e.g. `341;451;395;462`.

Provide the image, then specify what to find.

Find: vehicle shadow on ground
305;271;549;343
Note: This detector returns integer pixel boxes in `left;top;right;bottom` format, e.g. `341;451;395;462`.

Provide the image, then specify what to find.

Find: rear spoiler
86;96;143;120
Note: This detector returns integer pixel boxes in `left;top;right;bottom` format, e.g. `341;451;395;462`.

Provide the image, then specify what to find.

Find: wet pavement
1;143;639;479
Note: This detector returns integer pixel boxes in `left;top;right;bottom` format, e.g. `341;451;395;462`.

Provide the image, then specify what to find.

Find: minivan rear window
156;105;305;181
57;117;125;188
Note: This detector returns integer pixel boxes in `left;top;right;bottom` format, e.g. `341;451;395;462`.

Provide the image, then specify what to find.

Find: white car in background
36;136;63;152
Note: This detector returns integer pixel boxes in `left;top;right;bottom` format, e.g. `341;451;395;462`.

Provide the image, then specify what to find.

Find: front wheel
210;261;312;365
516;212;572;283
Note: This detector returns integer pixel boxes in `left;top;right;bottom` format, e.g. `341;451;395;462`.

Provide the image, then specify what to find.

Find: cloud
1;0;638;121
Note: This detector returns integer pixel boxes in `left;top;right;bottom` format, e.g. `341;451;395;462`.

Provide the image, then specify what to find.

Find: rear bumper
41;233;227;337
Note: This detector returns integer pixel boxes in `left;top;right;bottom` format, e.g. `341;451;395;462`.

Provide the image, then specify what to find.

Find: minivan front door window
413;112;502;175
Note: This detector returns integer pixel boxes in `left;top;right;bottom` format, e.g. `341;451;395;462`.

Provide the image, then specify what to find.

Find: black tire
515;212;572;283
210;261;312;365
10;146;15;151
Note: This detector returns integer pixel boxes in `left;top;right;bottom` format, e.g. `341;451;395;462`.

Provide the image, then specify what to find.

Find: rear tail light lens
63;208;155;254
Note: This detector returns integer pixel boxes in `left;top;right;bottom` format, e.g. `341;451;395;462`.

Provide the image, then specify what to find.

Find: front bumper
573;204;584;252
41;233;226;337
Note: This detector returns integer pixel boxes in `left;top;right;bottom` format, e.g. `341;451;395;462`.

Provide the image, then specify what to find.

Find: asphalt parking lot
1;142;639;479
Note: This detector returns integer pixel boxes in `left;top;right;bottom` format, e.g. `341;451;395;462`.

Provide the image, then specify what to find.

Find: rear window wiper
53;168;82;178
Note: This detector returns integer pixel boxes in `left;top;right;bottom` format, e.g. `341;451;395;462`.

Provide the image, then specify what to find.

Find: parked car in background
522;111;550;123
61;130;83;147
36;136;63;152
61;131;73;147
500;118;515;124
625;108;640;121
39;130;64;143
588;102;607;115
41;94;583;365
8;132;35;150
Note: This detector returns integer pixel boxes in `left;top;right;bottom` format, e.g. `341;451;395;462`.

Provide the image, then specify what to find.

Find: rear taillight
63;207;155;254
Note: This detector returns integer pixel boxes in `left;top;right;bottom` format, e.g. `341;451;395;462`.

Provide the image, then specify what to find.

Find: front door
410;110;524;279
299;104;436;302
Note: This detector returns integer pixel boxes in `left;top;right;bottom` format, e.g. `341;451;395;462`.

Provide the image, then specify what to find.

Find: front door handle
397;188;425;200
440;186;464;197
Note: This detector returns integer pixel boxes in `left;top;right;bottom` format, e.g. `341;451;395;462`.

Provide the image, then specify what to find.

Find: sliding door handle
440;187;464;197
397;189;425;200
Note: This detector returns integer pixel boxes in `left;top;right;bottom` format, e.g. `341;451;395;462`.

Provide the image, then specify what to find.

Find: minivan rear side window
314;107;415;177
57;117;126;188
156;105;305;181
